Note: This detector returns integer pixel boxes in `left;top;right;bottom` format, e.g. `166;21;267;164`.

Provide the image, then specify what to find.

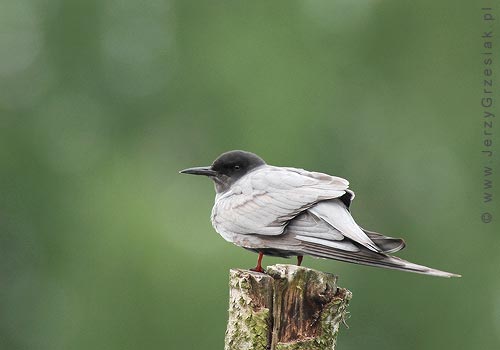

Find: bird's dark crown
179;150;266;193
211;150;266;179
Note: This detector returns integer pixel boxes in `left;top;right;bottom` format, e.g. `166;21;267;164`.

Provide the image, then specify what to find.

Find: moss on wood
224;265;351;350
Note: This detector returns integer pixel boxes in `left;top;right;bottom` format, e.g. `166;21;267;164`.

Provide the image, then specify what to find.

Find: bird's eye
234;165;240;170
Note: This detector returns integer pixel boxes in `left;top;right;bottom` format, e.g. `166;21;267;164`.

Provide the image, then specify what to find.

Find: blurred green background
1;0;498;349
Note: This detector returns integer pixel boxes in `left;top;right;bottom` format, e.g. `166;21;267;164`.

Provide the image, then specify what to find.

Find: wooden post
224;264;352;350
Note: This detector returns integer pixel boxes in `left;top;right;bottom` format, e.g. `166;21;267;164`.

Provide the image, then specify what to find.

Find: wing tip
423;270;461;278
301;242;461;278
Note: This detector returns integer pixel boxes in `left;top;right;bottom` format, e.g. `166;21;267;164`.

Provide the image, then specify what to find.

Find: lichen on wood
224;264;351;350
224;269;273;350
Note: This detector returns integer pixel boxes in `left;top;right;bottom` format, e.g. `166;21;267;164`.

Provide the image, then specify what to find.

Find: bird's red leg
297;255;303;266
250;252;265;273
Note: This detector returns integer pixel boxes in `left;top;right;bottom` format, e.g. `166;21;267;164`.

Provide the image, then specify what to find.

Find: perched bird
180;150;460;278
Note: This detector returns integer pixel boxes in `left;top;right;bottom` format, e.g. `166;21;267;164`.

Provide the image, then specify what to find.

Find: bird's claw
250;266;265;273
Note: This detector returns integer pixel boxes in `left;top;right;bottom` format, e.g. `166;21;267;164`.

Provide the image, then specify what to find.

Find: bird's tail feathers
302;242;460;278
361;228;406;254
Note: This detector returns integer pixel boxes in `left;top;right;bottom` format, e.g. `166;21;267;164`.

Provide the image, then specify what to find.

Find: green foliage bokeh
1;1;498;349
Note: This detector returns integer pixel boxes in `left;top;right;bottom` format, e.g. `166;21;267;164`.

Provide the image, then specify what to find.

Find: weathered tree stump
224;264;352;350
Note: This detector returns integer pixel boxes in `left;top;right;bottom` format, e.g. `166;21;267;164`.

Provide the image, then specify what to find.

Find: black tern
180;150;460;278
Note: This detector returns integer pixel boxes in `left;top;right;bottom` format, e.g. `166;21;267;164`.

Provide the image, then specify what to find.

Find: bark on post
224;264;352;350
224;269;274;350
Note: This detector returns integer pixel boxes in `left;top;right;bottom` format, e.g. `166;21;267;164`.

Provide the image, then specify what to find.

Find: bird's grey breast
211;189;241;242
211;168;269;238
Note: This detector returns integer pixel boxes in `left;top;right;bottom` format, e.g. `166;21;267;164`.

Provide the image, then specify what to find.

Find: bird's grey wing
308;199;381;251
299;238;459;277
306;200;405;253
285;211;360;252
285;202;405;254
282;210;458;277
211;166;349;237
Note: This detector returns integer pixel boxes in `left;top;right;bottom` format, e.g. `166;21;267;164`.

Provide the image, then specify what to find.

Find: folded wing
284;208;458;278
211;166;349;237
308;199;380;251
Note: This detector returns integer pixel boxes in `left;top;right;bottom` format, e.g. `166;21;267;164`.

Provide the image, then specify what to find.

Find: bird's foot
250;266;265;273
250;251;265;273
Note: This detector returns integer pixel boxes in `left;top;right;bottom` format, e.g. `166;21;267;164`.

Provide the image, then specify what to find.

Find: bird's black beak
179;166;217;177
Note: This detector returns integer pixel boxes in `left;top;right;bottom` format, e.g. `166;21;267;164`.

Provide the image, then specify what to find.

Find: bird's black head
211;150;266;180
180;150;266;193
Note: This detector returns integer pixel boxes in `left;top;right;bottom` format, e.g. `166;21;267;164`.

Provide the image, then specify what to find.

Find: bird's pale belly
211;220;261;248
